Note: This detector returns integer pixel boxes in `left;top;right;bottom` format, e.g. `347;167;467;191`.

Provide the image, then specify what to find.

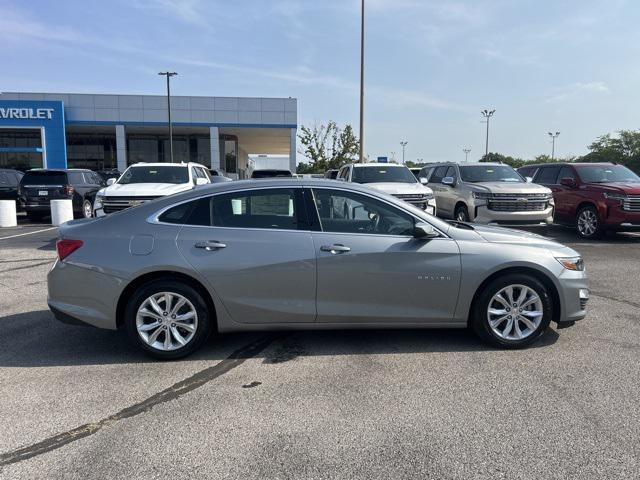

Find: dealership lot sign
0;107;54;120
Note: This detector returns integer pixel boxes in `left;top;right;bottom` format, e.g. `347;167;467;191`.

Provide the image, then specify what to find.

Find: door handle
320;244;351;254
194;240;227;251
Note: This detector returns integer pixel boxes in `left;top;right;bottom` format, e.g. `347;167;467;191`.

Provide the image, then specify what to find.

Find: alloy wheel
456;208;469;222
487;284;543;340
577;209;598;237
136;292;198;351
83;200;93;218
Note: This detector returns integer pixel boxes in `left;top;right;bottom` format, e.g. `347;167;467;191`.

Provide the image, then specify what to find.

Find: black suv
18;169;105;220
0;169;24;205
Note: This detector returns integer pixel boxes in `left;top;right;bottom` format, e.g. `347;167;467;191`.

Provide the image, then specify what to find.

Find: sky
1;0;639;164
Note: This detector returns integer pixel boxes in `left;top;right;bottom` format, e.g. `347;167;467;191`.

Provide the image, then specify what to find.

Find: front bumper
473;204;554;227
557;269;589;325
601;203;640;229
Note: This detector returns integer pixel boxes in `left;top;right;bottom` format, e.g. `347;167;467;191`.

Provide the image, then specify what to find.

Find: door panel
313;233;461;323
177;227;316;324
175;187;317;324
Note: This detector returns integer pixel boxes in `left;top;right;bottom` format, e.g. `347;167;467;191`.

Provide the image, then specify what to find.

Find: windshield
576;165;640;183
118;166;189;185
460;165;524;183
352;166;417;184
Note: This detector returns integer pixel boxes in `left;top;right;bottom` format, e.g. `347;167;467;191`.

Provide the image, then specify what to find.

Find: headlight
94;191;105;209
556;256;584;271
472;191;492;199
603;192;627;200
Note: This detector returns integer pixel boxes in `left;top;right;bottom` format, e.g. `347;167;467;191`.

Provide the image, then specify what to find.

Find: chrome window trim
147;183;450;239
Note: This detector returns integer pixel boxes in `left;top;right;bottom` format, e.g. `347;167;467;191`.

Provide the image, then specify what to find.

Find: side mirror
419;177;428;185
442;176;455;187
560;177;576;188
413;222;439;239
195;177;209;186
106;178;116;186
525;176;534;183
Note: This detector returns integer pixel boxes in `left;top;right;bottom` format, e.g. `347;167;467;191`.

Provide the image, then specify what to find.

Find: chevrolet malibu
48;180;588;359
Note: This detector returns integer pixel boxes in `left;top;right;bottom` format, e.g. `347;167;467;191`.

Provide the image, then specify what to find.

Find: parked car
208;169;233;182
94;162;211;216
0;168;24;205
324;169;339;179
94;169;121;183
409;167;422;178
517;162;640;238
337;162;437;214
48;179;588;359
18;169;105;220
420;162;554;228
250;169;293;179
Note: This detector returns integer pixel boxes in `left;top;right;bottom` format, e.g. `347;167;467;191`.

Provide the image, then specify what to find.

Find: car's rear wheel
82;199;93;218
125;279;212;359
472;273;553;348
576;205;601;239
455;204;470;222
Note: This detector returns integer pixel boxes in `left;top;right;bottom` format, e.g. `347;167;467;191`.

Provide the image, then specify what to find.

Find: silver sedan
48;179;589;359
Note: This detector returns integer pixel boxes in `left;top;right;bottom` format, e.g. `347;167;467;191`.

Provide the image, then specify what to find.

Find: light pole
358;0;365;163
548;131;560;160
463;147;471;162
481;109;495;157
400;141;408;164
158;71;178;162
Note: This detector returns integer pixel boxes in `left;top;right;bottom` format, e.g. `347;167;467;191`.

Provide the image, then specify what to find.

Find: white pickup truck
93;162;211;216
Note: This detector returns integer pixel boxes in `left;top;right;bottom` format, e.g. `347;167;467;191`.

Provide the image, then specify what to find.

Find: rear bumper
47;260;122;330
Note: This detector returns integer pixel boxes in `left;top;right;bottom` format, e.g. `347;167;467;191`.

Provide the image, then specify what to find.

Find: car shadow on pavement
0;309;560;368
545;225;640;244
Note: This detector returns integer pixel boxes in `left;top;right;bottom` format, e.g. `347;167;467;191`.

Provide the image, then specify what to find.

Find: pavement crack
591;292;640;310
0;334;280;468
0;261;53;274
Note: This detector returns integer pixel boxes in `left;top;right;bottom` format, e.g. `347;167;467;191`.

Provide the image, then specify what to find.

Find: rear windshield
352;166;417;184
460;165;524;183
251;170;292;178
118;166;189;185
576;165;640;183
21;171;67;185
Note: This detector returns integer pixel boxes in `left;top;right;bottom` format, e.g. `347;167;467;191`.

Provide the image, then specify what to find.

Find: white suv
337;163;437;214
94;162;211;216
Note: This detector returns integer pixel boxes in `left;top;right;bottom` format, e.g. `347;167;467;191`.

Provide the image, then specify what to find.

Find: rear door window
536;166;561;185
558;166;576;182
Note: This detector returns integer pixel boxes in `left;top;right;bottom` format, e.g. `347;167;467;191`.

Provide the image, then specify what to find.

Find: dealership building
0;92;297;178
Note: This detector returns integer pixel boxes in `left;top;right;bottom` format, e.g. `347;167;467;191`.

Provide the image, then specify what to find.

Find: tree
479;152;526;168
582;130;640;172
297;121;359;173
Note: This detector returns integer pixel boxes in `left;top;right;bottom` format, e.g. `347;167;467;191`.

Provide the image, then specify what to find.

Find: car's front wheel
455;204;470;222
576;205;602;239
82;199;93;218
125;279;212;359
472;273;553;348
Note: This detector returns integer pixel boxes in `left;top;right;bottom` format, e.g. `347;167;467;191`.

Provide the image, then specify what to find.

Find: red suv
517;162;640;239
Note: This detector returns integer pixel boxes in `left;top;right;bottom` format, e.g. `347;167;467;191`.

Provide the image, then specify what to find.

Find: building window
66;132;117;170
127;134;211;165
0;129;44;170
220;135;238;174
0;129;42;148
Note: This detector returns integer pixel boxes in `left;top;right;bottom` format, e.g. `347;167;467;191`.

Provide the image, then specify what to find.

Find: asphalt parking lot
0;220;639;479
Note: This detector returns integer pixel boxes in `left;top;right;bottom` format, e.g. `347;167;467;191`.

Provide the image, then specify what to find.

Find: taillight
64;184;75;196
56;239;83;261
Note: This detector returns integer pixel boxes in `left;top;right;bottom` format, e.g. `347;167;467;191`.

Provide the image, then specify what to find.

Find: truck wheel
576;205;602;239
82;199;94;218
455;205;470;222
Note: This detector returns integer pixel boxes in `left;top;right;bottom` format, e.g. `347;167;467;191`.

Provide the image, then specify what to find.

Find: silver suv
420;162;554;227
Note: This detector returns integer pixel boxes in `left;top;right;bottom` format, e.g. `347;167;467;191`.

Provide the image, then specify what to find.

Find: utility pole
400;141;408;164
358;0;365;163
548;131;560;160
481;109;495;157
463;147;471;162
158;71;178;162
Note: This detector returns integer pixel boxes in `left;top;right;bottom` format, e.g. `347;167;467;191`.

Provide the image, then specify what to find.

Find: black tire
575;205;602;239
82;199;93;218
124;279;212;360
455;204;470;222
471;273;553;349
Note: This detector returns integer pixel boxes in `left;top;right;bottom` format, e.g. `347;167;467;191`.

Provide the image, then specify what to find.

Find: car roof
518;162;616;169
128;162;206;168
352;162;407;167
